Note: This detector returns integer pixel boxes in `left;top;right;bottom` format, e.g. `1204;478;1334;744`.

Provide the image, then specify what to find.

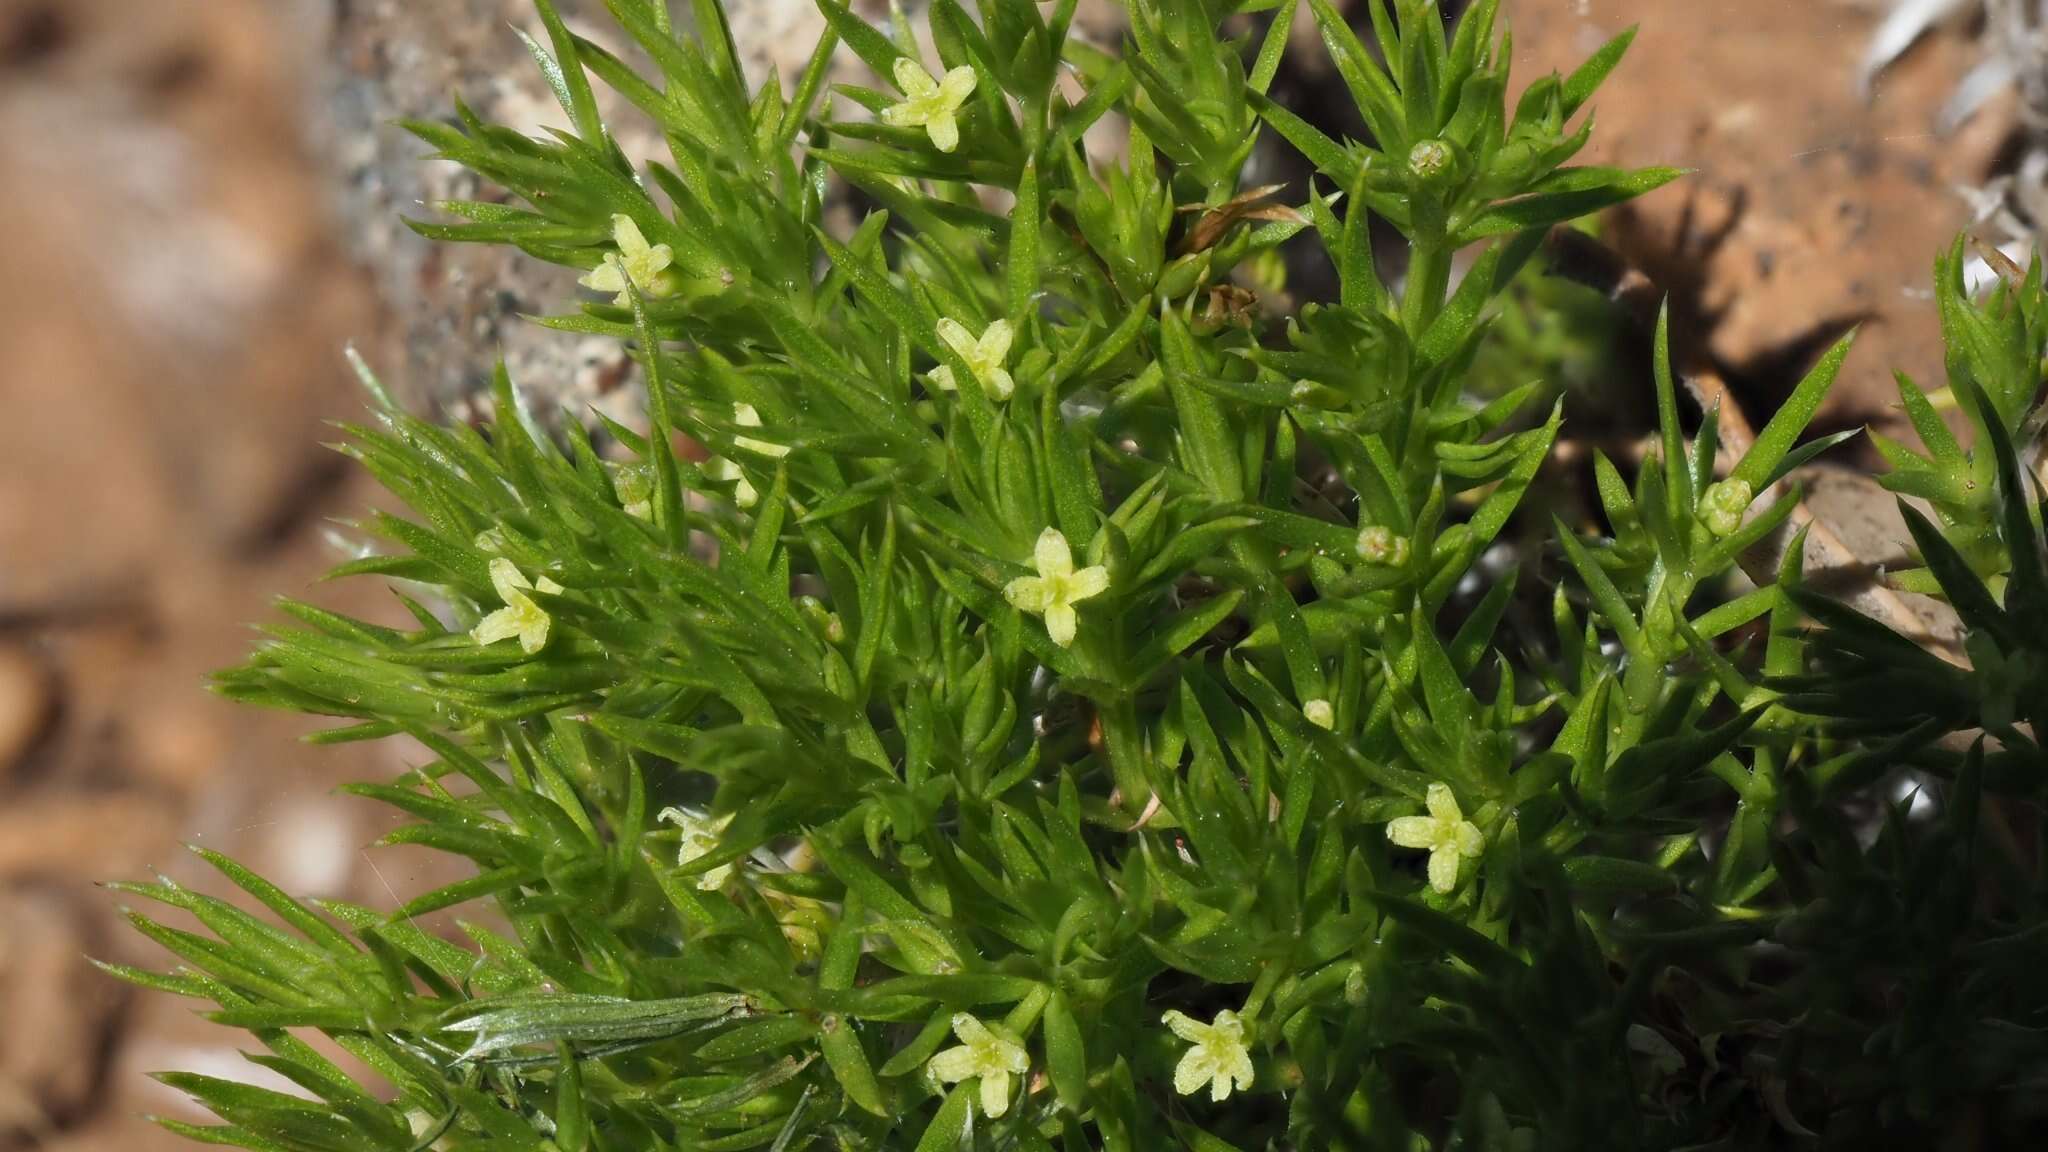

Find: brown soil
1507;0;2009;435
0;0;1999;1147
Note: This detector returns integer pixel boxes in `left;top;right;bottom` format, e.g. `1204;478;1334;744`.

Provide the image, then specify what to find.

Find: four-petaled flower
1003;528;1109;648
927;1013;1028;1118
1386;782;1485;894
929;318;1015;400
1163;1009;1255;1102
471;558;563;655
657;806;735;891
732;402;790;458
881;57;977;153
579;215;674;307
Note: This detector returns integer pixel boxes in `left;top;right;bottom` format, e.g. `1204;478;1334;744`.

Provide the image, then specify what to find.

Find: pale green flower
1303;698;1335;730
704;456;759;508
1387;782;1485;894
732;402;790;458
927;1013;1028;1118
1003;527;1110;647
657;806;735;891
579;214;674;307
929;318;1015;400
1699;478;1754;538
1163;1009;1254;1102
471;558;564;655
1356;525;1411;567
880;57;977;153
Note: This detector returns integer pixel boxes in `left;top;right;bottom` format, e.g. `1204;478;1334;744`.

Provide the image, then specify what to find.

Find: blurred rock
0;0;369;610
323;0;834;417
0;792;173;883
319;0;966;421
0;646;55;783
0;4;403;1140
0;883;124;1145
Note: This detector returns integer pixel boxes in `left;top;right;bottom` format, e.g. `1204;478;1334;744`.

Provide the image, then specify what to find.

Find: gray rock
321;0;837;418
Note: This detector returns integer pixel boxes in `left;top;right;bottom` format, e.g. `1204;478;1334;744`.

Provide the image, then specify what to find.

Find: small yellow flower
704;456;759;508
880;57;977;153
927;1013;1028;1118
1003;527;1110;648
658;806;735;891
1387;782;1485;894
1303;698;1335;730
1163;1009;1254;1102
579;215;674;307
471;558;563;655
1356;525;1411;567
732;402;790;458
1698;478;1754;538
929;318;1015;400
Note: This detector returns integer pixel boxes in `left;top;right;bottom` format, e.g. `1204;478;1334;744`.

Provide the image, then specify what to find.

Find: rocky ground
0;0;2009;1146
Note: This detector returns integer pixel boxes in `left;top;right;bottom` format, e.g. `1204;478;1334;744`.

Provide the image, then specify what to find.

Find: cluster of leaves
104;0;2046;1149
1464;222;1622;403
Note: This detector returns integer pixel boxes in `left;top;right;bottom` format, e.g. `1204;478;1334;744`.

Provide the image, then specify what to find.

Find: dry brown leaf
1177;184;1302;255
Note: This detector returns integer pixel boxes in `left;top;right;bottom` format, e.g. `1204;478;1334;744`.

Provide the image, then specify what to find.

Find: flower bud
1343;963;1368;1006
612;463;655;520
1406;137;1467;191
1303;698;1336;730
1698;478;1754;538
1356;525;1412;567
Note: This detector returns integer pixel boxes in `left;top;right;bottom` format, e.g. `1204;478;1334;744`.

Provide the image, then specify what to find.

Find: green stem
1098;696;1150;812
1401;239;1451;337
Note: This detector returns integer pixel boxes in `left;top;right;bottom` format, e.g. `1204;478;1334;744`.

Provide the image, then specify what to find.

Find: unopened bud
1699;479;1754;538
1303;698;1336;730
1356;525;1412;567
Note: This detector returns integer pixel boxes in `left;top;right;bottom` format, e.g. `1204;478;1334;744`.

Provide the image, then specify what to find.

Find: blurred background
0;0;2024;1146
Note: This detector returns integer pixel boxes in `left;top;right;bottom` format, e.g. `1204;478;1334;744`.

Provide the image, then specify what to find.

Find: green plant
102;1;2047;1148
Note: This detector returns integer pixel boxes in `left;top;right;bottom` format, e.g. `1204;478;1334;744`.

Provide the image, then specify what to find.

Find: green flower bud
1407;138;1466;190
798;594;844;644
1158;252;1211;301
1357;525;1412;567
612;462;655;520
1303;698;1335;730
1343;963;1368;1006
1698;478;1754;537
1487;134;1546;190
